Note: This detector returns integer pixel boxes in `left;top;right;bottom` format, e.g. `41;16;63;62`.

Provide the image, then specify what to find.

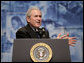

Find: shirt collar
29;24;39;32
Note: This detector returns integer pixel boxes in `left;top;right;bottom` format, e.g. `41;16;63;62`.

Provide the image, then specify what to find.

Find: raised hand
56;33;77;46
65;33;76;46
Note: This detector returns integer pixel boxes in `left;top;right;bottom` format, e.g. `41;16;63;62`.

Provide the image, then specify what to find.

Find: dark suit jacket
16;24;49;39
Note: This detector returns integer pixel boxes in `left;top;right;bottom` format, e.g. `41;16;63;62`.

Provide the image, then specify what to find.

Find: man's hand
56;33;77;46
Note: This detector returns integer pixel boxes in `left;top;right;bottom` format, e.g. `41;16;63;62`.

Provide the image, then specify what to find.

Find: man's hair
26;6;41;18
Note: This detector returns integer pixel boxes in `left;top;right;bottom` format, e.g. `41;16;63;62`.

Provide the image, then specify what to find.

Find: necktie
35;28;40;38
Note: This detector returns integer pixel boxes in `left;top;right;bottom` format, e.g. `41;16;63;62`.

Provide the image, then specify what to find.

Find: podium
12;39;71;62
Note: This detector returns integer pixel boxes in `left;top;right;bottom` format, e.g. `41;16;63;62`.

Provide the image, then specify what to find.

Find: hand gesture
57;33;77;46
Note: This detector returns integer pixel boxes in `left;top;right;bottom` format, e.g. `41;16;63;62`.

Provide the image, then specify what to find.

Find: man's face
27;10;42;28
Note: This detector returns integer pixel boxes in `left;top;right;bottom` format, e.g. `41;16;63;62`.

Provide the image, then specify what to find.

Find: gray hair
26;6;41;18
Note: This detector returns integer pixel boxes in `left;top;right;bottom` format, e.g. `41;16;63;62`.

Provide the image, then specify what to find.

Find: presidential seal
30;43;52;62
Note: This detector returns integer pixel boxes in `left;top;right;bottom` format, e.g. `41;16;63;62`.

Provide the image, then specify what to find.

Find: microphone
39;27;46;38
35;27;46;38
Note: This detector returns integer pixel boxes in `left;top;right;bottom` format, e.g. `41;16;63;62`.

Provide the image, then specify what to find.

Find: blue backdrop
1;1;83;62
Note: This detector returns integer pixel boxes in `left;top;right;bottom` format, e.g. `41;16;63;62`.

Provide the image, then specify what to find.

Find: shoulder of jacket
16;25;27;33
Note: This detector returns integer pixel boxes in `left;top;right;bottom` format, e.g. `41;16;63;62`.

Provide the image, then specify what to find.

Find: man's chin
35;25;40;28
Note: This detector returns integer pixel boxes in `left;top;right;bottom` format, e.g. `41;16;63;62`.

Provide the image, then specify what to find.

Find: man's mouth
36;21;40;24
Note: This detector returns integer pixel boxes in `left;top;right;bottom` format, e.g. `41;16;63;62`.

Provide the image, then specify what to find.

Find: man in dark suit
16;7;49;39
16;7;76;46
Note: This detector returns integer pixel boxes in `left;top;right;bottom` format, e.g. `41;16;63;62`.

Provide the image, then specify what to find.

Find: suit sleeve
46;30;50;38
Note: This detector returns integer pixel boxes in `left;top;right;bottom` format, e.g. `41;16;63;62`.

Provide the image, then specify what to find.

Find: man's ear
26;16;30;22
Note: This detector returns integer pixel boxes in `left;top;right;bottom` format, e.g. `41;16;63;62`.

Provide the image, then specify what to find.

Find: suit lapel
26;24;38;38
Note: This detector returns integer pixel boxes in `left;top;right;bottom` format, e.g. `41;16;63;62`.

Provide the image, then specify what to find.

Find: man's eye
34;15;38;17
39;15;42;18
34;15;42;18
